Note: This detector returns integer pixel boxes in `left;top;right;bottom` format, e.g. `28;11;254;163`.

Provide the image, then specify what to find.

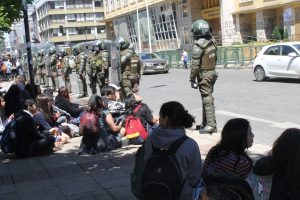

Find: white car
253;42;300;81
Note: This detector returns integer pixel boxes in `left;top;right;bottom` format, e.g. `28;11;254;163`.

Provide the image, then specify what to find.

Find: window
76;14;85;21
52;28;59;36
77;27;85;35
67;14;76;21
97;25;105;33
95;1;103;7
264;46;280;55
95;12;104;20
85;13;94;21
67;0;75;8
179;0;188;18
83;0;93;8
76;0;84;8
54;1;64;9
51;15;65;23
68;27;76;35
293;44;300;52
281;45;297;56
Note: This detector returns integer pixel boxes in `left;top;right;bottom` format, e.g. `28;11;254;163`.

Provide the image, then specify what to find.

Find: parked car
253;42;300;81
138;52;170;74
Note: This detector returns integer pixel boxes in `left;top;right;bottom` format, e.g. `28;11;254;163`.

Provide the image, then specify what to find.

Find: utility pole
22;0;35;86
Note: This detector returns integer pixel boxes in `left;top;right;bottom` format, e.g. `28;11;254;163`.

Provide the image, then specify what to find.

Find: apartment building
32;0;106;45
104;0;300;50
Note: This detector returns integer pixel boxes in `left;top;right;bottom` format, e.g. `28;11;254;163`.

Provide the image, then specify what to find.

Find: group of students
132;101;300;200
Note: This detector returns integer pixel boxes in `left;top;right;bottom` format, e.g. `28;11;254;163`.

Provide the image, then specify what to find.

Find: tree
0;0;33;38
283;28;289;42
271;26;282;41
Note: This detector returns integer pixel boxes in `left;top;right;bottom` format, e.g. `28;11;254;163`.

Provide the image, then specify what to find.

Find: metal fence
155;45;266;68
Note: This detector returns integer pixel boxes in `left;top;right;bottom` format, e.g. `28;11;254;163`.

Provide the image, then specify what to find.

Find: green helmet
116;37;130;50
49;47;56;55
72;45;81;55
191;19;211;38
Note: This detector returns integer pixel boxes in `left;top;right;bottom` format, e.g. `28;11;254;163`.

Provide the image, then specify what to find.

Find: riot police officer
88;40;110;95
73;46;88;98
118;37;141;97
22;53;29;82
48;47;59;91
190;19;218;134
61;49;72;93
36;50;47;86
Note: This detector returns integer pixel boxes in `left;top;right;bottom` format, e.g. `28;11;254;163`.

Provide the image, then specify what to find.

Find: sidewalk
0;127;271;200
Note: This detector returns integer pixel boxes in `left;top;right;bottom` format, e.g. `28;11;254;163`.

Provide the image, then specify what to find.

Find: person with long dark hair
202;118;254;179
253;128;300;199
143;101;202;200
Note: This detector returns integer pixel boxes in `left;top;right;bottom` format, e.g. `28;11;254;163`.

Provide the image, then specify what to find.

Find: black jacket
14;111;45;157
54;95;83;118
254;155;300;200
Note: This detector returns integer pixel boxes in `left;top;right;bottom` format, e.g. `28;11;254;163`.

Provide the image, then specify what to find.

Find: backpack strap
152;135;188;155
133;104;142;114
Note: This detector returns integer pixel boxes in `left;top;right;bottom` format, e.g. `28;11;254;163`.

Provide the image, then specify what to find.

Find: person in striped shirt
202;118;254;179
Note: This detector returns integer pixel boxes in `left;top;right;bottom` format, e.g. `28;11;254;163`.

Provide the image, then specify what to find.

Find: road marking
192;109;300;129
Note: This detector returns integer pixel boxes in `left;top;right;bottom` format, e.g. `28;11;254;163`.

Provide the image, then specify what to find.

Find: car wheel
254;66;266;81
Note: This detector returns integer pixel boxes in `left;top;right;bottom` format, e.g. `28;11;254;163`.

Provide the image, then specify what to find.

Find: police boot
199;106;217;134
55;77;59;92
196;105;207;130
77;79;84;99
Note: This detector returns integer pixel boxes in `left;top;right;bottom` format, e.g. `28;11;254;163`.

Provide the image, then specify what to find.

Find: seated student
201;173;255;200
78;94;104;154
34;96;70;147
202;118;254;179
3;84;23;118
13;100;56;158
101;85;125;113
124;93;158;144
55;86;84;118
253;128;300;200
0;95;13;134
142;101;202;200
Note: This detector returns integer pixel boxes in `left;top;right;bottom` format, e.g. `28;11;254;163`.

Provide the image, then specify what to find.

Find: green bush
283;28;289;42
271;26;282;41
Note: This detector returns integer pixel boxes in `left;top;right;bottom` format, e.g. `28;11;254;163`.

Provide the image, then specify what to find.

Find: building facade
32;0;106;45
104;0;300;50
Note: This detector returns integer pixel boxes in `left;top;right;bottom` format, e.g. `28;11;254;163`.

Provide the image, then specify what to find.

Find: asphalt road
66;68;300;147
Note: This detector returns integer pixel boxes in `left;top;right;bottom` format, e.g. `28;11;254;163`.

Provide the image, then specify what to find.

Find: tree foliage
0;0;33;38
271;26;282;41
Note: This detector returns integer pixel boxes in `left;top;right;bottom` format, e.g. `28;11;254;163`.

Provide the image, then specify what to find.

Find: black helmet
191;19;211;38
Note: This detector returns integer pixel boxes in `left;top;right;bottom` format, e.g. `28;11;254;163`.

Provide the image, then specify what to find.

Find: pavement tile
52;173;101;196
0;174;13;186
15;179;64;200
47;164;83;178
79;159;117;173
12;170;50;184
65;191;114;200
8;157;45;174
38;154;77;169
0;161;10;176
107;186;137;200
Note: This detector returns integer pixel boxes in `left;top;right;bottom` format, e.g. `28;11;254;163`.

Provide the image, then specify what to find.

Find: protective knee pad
202;95;214;105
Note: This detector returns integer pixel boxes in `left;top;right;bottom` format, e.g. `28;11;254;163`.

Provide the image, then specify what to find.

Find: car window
293;44;300;52
264;46;280;56
140;54;151;60
281;45;297;56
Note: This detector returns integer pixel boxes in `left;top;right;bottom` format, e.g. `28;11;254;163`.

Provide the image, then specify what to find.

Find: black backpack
0;121;17;153
142;135;188;200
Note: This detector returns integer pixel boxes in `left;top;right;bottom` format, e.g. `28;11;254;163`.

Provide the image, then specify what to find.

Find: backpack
79;112;99;135
0;121;17;153
142;135;188;200
125;104;148;141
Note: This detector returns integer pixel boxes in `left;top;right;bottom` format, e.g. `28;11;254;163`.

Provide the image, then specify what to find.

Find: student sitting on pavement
55;86;85;119
3;84;23;118
124;93;158;144
13;100;56;157
34;96;70;148
202;118;254;179
0;95;14;134
143;101;202;200
253;128;300;200
201;173;254;200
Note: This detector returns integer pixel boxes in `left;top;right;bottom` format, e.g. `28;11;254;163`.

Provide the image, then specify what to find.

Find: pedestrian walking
181;49;188;69
190;19;218;134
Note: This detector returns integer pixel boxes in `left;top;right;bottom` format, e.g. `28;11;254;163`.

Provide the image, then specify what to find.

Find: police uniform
190;19;218;134
37;52;47;86
120;46;141;97
61;53;72;93
49;52;59;91
75;52;88;98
